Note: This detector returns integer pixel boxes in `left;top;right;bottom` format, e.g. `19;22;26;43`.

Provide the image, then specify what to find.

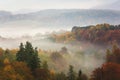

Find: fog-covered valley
0;32;106;77
0;9;120;80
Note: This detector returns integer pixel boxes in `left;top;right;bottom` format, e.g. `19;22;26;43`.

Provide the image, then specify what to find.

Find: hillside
72;24;120;45
51;23;120;45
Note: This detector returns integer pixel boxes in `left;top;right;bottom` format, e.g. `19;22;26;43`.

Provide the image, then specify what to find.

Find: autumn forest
0;23;120;80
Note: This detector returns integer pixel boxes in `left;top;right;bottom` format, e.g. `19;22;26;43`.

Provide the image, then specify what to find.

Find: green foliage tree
77;70;88;80
0;49;15;67
16;43;25;61
16;41;40;71
55;72;67;80
67;65;76;80
34;68;50;80
60;46;68;54
77;70;82;80
43;61;49;70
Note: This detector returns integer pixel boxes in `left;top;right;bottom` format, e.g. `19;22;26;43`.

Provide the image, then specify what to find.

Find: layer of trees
90;44;120;80
72;23;120;45
50;31;76;43
0;42;88;80
51;23;120;45
0;41;120;80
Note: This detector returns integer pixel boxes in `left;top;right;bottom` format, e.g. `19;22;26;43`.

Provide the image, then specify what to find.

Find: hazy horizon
0;0;120;37
0;0;119;13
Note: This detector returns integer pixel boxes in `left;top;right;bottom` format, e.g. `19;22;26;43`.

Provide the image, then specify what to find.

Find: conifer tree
16;43;25;61
67;65;76;80
16;42;40;71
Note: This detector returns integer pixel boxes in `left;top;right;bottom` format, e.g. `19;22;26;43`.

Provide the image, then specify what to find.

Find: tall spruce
16;42;40;71
77;70;82;80
67;65;76;80
16;43;25;61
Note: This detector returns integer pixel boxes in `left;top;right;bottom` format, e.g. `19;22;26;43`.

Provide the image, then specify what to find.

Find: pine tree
16;42;40;71
77;70;82;80
16;43;25;61
67;65;76;80
43;61;48;70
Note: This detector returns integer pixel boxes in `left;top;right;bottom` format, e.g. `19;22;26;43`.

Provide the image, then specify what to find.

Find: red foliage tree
91;63;120;80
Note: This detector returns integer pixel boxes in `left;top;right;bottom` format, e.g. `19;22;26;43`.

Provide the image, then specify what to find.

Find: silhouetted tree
60;46;68;54
77;70;88;80
67;65;76;80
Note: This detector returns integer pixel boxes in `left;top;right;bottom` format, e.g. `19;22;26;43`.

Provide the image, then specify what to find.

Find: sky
0;0;118;12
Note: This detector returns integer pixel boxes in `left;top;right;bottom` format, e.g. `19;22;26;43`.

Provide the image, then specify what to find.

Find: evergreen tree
16;42;40;71
34;47;40;68
55;72;67;80
4;49;15;62
4;49;10;54
16;43;25;61
43;61;48;70
77;70;82;80
67;65;76;80
77;70;88;80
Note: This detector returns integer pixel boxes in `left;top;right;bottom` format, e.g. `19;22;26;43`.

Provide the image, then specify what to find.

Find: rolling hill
0;9;120;37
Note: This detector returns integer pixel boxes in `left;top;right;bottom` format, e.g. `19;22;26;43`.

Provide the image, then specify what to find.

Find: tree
0;47;4;55
55;72;67;80
106;49;111;62
12;62;34;80
43;61;49;70
34;68;50;80
16;43;25;61
0;49;15;63
91;63;120;80
106;45;120;64
77;70;82;80
16;41;40;71
67;65;76;80
60;46;68;54
77;70;88;80
0;58;34;80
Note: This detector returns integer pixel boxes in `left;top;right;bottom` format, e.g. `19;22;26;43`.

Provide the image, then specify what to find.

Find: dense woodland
0;42;120;80
51;23;120;45
0;23;120;80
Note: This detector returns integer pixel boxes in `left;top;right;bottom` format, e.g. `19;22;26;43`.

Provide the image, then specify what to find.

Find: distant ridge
0;9;120;26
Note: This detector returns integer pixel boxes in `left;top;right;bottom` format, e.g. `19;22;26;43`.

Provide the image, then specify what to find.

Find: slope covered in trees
0;23;120;80
51;23;120;45
91;44;120;80
0;41;120;80
72;23;120;45
0;41;90;80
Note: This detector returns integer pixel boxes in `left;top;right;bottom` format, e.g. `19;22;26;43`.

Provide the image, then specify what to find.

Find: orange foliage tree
0;58;34;80
91;62;120;80
106;44;120;64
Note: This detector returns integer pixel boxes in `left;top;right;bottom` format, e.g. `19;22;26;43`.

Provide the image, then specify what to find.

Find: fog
0;18;106;77
0;21;71;38
0;20;106;77
0;34;106;77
